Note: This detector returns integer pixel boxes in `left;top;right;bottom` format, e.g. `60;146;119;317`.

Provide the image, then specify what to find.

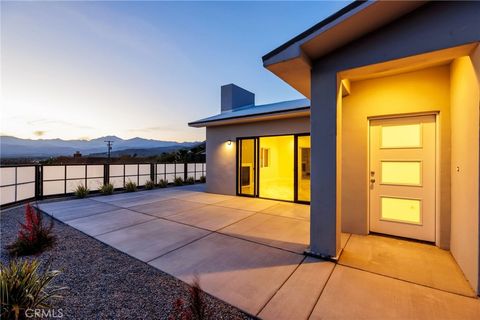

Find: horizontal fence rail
0;163;206;207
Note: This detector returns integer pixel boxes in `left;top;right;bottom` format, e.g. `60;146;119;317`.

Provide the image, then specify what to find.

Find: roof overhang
262;1;426;98
339;42;479;81
188;107;310;128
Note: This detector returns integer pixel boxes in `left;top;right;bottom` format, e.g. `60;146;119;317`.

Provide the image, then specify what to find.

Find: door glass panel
297;136;310;202
381;197;421;224
259;136;294;201
381;161;421;185
238;139;255;196
381;124;421;148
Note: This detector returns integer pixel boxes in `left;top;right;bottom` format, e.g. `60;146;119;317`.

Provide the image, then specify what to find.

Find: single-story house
189;84;311;203
189;0;480;295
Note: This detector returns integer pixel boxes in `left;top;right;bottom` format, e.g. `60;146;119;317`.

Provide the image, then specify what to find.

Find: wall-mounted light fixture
227;140;232;146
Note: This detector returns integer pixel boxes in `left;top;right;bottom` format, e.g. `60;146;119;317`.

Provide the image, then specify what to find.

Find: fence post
104;164;109;186
150;163;155;183
14;166;18;202
37;165;44;200
35;165;40;199
84;165;88;189
64;165;67;195
137;164;140;185
184;163;187;181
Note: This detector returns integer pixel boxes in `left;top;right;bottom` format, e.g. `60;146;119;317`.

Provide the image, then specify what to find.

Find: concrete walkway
38;185;480;319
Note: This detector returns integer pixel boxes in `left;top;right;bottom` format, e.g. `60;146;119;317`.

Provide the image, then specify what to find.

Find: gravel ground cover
1;205;256;320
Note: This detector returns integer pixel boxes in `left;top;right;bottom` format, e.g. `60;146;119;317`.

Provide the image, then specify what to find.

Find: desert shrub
169;276;204;320
186;176;195;185
125;181;137;192
74;184;89;198
99;183;114;195
144;180;155;190
158;179;168;188
6;204;56;257
173;177;183;186
199;176;206;183
0;259;66;320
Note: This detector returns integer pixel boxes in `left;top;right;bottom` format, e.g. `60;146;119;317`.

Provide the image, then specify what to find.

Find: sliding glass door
297;135;311;202
237;134;310;203
259;136;294;201
237;138;256;196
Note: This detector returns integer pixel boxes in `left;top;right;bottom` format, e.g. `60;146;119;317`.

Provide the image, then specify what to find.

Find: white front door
369;115;436;242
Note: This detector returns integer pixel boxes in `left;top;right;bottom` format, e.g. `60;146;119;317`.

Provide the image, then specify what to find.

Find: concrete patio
38;185;480;319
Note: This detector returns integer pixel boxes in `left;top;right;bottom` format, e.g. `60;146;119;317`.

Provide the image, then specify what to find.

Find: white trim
435;113;441;247
367;110;440;120
367;118;371;234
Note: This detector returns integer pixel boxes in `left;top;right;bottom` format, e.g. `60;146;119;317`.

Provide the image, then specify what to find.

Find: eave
262;1;426;98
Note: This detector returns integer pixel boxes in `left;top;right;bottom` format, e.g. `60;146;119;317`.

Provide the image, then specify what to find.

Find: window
381;124;421;148
381;161;422;185
381;197;421;224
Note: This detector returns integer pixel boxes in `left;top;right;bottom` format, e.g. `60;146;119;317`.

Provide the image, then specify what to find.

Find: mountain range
0;135;201;158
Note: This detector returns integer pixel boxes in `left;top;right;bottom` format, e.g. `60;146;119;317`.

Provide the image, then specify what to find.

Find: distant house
190;1;480;295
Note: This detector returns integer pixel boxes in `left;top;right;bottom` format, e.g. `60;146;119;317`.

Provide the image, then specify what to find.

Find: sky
1;1;350;142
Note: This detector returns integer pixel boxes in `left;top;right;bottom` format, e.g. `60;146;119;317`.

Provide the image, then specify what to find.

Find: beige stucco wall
205;116;310;195
341;65;452;248
450;50;480;293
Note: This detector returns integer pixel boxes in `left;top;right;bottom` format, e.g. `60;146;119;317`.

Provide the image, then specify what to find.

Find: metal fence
0;163;206;207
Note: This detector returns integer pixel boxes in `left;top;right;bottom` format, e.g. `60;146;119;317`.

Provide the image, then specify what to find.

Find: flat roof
188;98;310;127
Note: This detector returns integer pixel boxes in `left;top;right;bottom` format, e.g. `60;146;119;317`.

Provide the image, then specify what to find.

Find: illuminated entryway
237;134;310;203
369;115;436;241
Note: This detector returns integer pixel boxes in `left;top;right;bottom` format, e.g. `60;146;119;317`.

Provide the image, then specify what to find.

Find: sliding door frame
296;133;311;205
236;133;310;204
236;137;258;198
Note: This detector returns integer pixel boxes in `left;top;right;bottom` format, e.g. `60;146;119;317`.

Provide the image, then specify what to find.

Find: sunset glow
0;1;347;141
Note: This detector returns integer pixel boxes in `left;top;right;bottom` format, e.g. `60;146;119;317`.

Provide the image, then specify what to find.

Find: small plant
144;180;155;190
199;176;206;183
169;276;204;320
6;204;56;257
125;181;137;192
186;176;195;185
0;259;66;320
158;179;168;188
173;177;183;186
74;184;89;198
99;183;114;195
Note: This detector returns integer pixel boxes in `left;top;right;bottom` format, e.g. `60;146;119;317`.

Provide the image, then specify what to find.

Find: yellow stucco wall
341;65;452;248
450;51;480;293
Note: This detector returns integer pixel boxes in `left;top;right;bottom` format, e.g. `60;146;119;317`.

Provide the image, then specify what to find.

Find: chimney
221;84;255;113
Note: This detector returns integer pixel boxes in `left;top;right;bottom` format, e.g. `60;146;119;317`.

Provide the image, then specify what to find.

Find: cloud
33;130;46;137
128;125;178;133
27;118;94;130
